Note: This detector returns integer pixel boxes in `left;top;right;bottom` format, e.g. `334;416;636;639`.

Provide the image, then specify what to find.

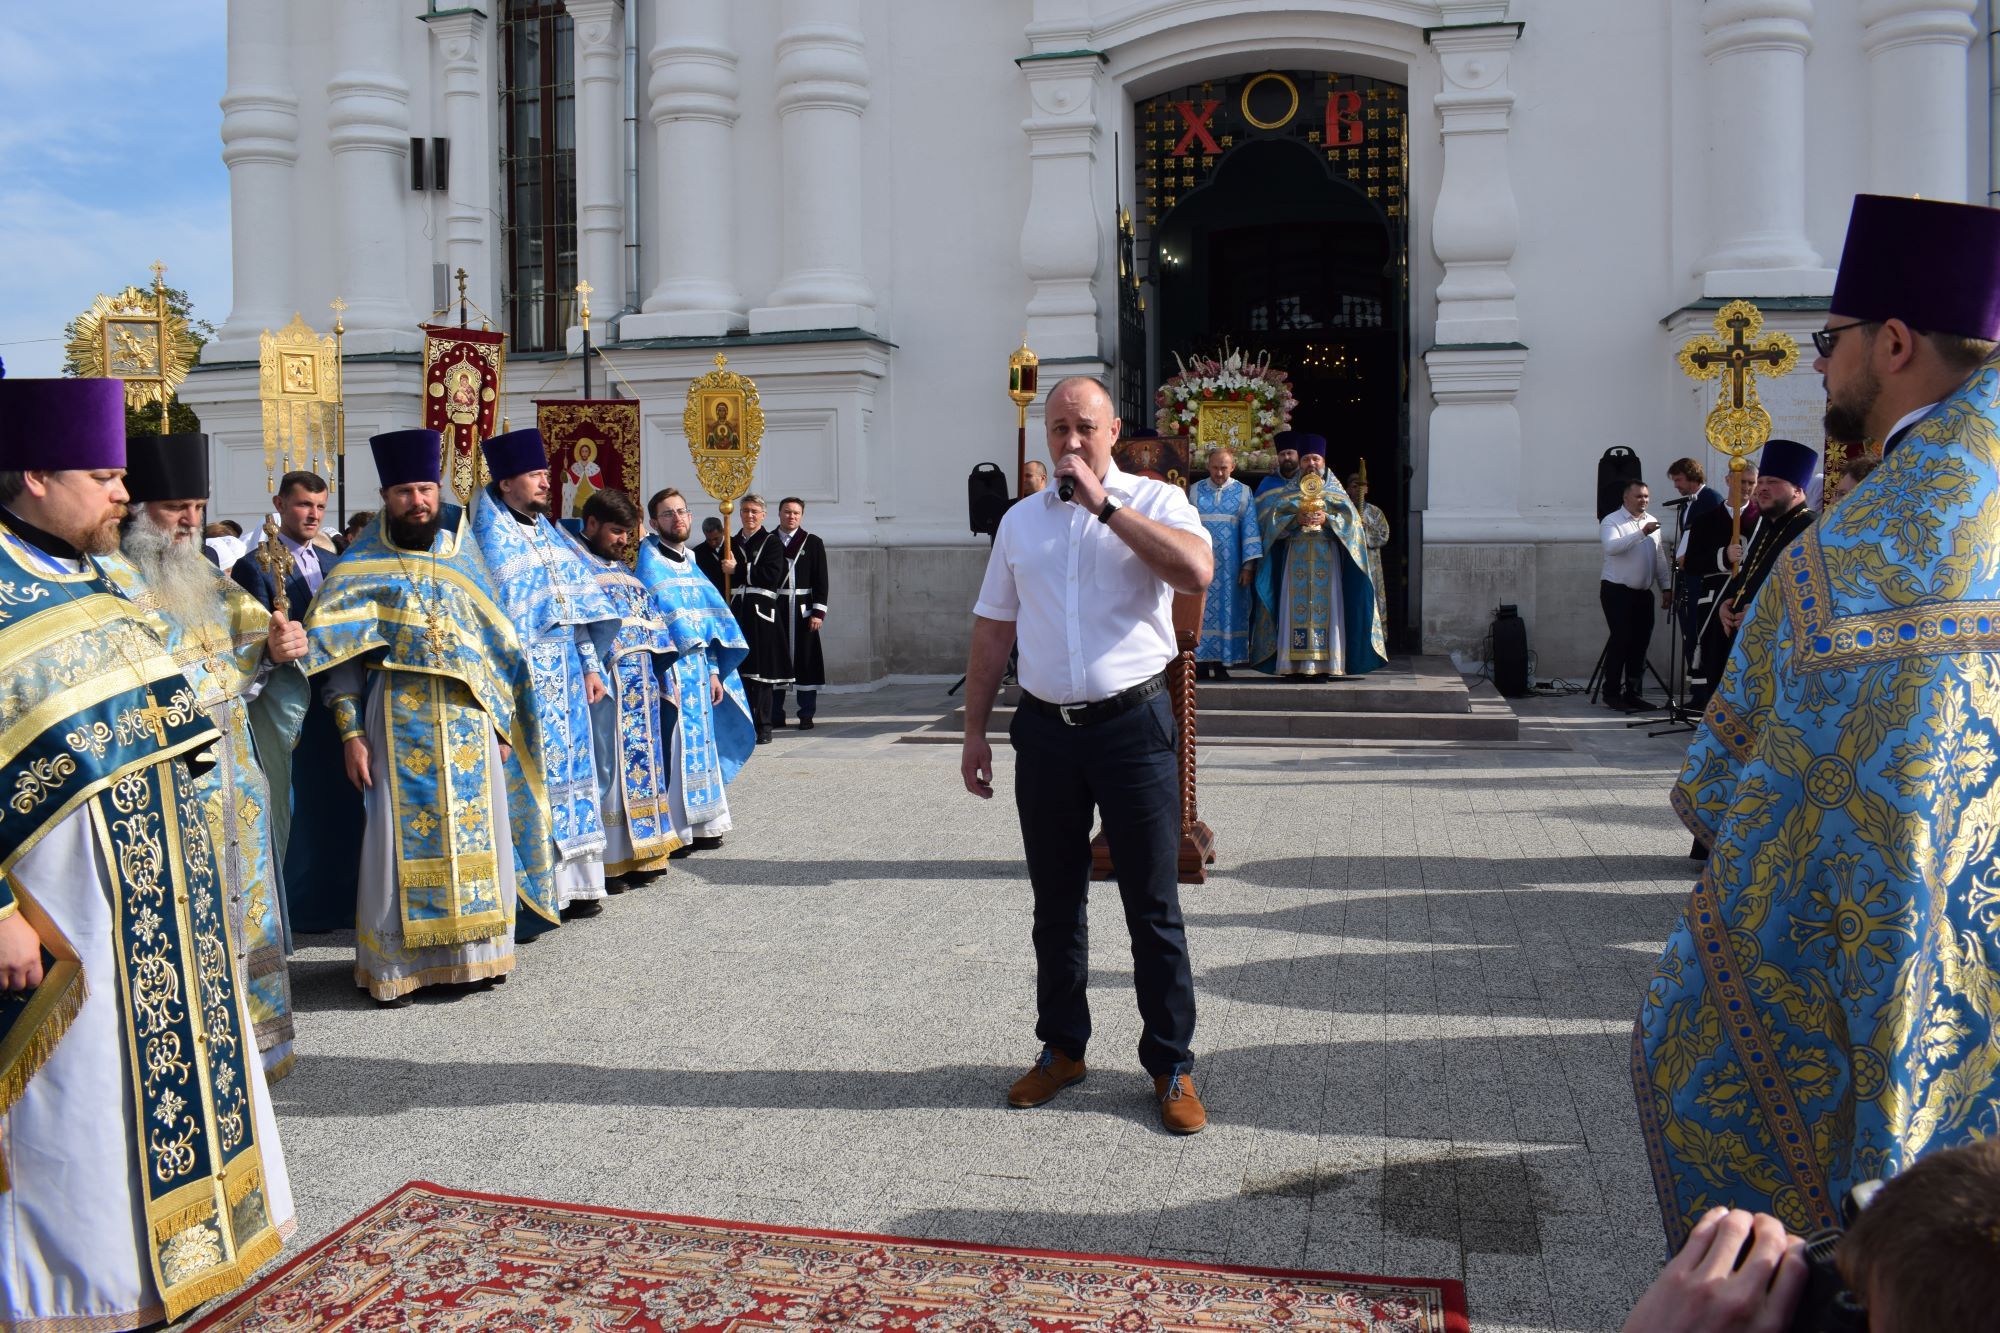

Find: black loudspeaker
409;138;427;191
968;462;1010;537
1492;604;1530;697
1598;446;1643;520
432;137;450;192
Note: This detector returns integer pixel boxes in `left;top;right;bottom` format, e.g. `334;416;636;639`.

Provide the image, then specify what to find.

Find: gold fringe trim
607;848;676;878
264;1050;297;1083
358;952;515;1001
0;963;87;1120
225;1161;262;1208
160;1220;284;1321
154;1198;217;1243
401;911;508;951
398;852;499;889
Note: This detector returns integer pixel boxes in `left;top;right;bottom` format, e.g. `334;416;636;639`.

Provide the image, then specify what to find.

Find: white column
1698;0;1832;296
623;0;745;338
1423;20;1530;541
425;8;494;324
567;0;626;335
1862;0;1979;201
209;0;299;361
327;0;419;352
1015;51;1106;362
1428;22;1522;347
750;0;877;335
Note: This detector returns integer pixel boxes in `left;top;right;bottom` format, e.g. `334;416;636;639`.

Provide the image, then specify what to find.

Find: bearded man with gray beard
97;432;312;1080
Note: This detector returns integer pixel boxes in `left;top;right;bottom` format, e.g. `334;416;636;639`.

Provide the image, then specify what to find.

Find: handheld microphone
1057;477;1075;503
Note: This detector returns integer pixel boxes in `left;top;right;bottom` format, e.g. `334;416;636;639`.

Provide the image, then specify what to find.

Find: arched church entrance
1124;71;1410;645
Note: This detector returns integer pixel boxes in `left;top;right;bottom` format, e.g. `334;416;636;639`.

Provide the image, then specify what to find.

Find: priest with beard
302;429;558;1003
1249;436;1387;677
468;429;623;920
1253;433;1304;497
99;432;311;1081
640;487;757;852
0;378;295;1330
1635;194;2000;1252
1686;440;1816;712
562;489;683;887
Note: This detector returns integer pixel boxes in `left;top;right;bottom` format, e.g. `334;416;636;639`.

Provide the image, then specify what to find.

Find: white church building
183;0;1995;681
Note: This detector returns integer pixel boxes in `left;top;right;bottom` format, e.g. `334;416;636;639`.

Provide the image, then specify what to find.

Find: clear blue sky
0;3;230;378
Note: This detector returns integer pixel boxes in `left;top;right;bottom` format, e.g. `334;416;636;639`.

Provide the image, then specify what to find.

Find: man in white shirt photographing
960;376;1216;1134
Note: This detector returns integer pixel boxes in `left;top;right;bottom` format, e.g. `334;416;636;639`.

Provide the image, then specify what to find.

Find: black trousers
1009;691;1196;1076
1600;580;1655;698
744;680;773;733
771;686;816;724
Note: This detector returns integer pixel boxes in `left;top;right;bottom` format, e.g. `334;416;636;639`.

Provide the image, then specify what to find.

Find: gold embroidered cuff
0;898;16;923
331;694;363;741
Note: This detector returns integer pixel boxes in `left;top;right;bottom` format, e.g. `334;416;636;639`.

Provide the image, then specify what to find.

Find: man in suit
231;470;364;931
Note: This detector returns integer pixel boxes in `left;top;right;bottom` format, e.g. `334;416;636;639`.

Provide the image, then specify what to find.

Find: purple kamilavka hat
0;378;128;471
1831;195;2000;340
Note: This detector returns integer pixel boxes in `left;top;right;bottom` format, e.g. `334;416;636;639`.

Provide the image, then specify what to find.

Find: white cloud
0;187;232;378
0;2;230;378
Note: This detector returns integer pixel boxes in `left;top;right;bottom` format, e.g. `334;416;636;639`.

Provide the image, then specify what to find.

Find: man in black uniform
730;493;781;744
754;497;829;731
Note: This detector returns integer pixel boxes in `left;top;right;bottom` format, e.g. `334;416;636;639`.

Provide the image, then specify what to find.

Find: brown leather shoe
1154;1068;1208;1134
1008;1048;1087;1107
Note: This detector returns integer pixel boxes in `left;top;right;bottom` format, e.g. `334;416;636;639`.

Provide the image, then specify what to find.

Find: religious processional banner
537;398;643;526
422;325;507;505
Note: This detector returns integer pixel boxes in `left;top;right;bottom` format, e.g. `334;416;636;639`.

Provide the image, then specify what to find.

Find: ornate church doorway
1125;71;1410;645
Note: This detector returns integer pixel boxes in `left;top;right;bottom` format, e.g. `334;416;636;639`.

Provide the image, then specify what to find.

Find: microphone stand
1638;496;1699;737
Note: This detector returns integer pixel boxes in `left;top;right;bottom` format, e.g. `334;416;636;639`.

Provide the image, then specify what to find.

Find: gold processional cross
1676;299;1798;566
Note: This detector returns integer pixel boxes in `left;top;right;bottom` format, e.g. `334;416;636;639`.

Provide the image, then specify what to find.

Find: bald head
1044;377;1121;481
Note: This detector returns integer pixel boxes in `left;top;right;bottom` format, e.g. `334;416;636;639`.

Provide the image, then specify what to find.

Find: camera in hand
1788;1178;1882;1333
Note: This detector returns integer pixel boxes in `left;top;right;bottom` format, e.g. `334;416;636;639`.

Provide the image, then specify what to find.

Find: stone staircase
912;655;1521;745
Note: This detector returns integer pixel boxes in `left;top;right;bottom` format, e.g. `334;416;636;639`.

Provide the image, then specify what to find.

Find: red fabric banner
537;398;643;522
421;325;508;504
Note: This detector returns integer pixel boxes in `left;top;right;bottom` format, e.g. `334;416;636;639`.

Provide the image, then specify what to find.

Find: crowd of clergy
13;190;2000;1332
1182;430;1391;680
0;388;842;1328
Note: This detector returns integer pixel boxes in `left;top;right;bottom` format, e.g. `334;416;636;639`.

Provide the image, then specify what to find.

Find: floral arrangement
1153;343;1297;466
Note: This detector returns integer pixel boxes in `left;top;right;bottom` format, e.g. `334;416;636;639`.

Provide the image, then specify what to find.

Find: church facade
184;0;1992;681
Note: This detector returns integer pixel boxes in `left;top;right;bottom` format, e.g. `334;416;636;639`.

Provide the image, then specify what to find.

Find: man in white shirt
960;376;1216;1134
1598;478;1672;712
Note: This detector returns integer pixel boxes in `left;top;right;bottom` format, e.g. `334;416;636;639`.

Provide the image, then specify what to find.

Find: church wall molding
425;6;497;335
627;0;749;339
1860;0;1977;201
326;0;421;353
566;0;628;335
211;0;301;361
1696;0;1833;298
750;0;880;336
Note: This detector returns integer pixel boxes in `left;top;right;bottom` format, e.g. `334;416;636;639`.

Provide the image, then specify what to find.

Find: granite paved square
252;683;1696;1333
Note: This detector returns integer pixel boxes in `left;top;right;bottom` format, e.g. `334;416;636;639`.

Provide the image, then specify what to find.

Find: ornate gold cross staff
1677;299;1798;568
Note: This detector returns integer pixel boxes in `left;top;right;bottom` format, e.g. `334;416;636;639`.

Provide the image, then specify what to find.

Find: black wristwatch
1097;496;1123;525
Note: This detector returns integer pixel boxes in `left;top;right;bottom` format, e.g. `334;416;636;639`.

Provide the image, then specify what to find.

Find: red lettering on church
1327;91;1365;147
1171;100;1223;156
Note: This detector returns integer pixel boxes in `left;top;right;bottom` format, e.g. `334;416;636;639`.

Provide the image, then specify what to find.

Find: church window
498;0;578;354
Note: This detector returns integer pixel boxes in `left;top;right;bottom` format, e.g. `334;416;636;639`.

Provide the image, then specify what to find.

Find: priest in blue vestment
0;378;294;1329
469;428;622;921
640;487;757;850
1190;445;1261;677
562;489;684;885
1249;434;1386;677
1635;194;2000;1251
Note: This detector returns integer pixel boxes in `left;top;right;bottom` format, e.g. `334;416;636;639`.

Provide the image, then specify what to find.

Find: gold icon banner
258;314;343;491
422;324;508;504
65;264;196;428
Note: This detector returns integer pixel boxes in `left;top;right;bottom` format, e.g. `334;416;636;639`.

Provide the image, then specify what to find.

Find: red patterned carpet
189;1181;1469;1332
